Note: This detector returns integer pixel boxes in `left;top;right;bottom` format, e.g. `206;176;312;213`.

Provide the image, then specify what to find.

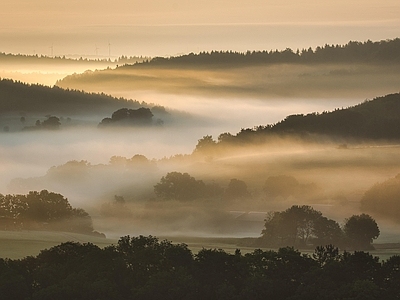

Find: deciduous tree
344;214;380;249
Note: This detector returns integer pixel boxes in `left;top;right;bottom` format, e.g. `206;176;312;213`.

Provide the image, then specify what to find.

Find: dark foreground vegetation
1;235;400;300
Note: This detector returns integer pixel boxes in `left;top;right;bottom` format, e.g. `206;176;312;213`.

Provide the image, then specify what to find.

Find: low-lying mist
4;130;400;240
57;63;400;101
2;57;400;243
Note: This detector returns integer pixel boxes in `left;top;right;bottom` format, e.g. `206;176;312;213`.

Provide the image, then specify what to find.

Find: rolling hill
56;39;400;100
0;78;145;116
221;93;400;143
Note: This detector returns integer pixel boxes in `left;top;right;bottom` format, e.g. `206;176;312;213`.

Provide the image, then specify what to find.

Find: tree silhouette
99;107;155;126
41;116;61;129
0;190;101;236
2;234;400;299
261;205;343;248
193;135;217;155
344;214;380;250
154;172;206;201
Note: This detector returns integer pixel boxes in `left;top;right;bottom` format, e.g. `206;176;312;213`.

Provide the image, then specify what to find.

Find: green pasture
1;231;399;261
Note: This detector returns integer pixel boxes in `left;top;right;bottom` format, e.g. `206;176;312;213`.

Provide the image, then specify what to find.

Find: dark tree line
0;52;148;65
154;172;210;201
261;205;380;250
153;172;252;202
1;235;400;300
0;190;103;237
128;38;400;68
153;171;319;203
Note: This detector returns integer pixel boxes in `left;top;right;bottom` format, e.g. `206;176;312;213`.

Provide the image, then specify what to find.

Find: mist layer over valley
2;89;400;241
1;39;400;253
57;39;400;103
3;1;400;297
6;140;400;240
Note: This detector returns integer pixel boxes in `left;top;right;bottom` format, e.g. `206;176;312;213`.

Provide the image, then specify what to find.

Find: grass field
0;231;259;259
1;230;400;261
0;230;117;259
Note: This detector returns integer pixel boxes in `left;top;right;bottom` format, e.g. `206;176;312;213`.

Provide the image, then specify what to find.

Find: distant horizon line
1;36;399;60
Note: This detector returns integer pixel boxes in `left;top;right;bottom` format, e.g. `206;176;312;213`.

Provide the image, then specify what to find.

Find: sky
1;0;399;57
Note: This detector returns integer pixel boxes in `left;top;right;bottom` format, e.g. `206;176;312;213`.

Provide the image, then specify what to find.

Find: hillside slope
214;93;400;144
0;79;144;116
56;39;400;100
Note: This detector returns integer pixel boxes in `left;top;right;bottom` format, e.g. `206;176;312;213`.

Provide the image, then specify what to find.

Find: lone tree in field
343;214;380;250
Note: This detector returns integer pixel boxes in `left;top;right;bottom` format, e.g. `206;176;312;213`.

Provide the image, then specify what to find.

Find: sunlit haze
1;0;399;57
1;0;400;262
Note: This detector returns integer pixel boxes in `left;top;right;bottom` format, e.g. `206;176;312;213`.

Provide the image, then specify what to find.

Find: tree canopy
99;107;156;127
261;205;334;247
154;172;206;201
343;214;380;250
0;190;103;236
23;116;61;131
193;135;217;155
261;205;378;250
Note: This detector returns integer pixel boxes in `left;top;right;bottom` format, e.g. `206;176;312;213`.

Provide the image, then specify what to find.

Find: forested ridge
0;79;144;115
1;235;400;300
127;38;400;68
268;93;400;139
196;92;400;149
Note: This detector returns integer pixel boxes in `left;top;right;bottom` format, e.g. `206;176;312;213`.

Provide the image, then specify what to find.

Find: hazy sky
1;0;399;57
